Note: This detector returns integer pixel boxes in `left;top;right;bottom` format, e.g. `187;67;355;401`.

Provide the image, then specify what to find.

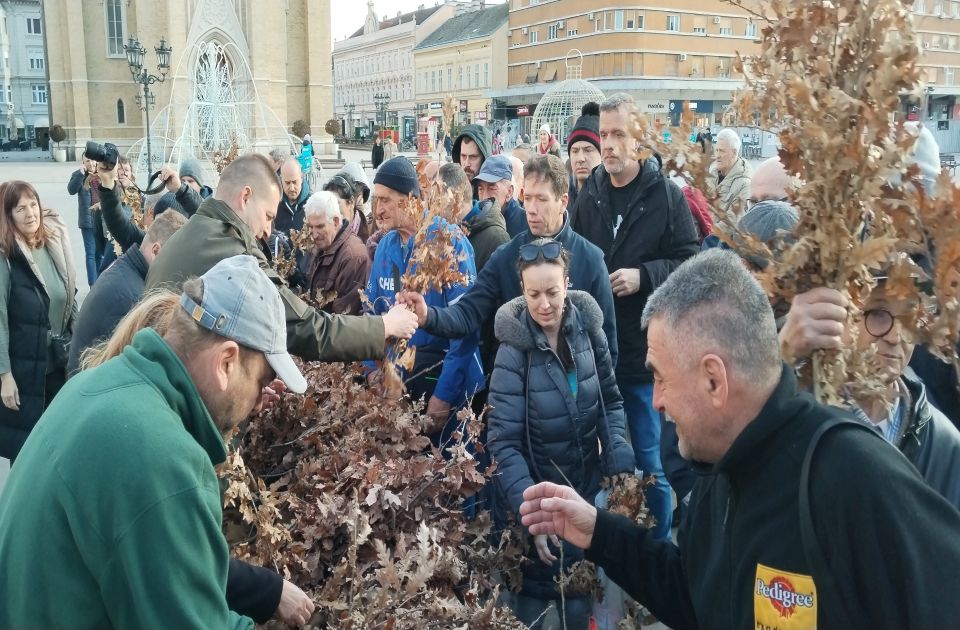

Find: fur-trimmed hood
494;289;604;351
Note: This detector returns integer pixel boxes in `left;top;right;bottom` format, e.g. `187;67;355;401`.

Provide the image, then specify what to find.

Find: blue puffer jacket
365;221;484;406
487;290;634;599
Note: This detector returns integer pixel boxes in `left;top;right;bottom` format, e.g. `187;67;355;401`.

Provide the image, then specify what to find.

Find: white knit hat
539;123;551;134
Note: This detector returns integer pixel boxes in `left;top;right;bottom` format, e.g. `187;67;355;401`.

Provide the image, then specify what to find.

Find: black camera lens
83;141;119;170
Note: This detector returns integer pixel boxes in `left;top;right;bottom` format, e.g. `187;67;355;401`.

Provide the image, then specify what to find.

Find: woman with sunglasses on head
487;238;635;629
0;181;77;463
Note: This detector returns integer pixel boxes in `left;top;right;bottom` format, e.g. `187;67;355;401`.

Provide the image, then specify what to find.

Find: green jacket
145;197;384;362
0;329;252;630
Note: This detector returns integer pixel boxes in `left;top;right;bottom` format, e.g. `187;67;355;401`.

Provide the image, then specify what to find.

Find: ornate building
43;0;334;165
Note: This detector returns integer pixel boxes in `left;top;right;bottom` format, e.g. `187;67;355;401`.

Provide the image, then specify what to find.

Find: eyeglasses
864;308;895;338
519;239;563;262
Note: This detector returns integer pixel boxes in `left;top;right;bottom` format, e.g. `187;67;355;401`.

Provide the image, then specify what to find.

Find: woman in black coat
0;181;77;462
487;238;634;629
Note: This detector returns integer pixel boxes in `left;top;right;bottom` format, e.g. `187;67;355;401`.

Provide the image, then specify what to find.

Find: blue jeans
98;241;118;273
79;227;99;286
621;381;672;538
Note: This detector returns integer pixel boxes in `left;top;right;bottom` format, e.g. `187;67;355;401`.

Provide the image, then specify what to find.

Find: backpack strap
798;415;877;629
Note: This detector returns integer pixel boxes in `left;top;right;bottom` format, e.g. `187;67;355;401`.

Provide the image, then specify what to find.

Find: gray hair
269;148;288;163
304;190;342;223
717;128;742;156
641;249;780;385
600;92;637;114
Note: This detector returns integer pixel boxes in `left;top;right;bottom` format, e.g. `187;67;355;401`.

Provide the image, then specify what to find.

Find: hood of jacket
464;198;507;234
452;125;493;164
494;290;603;351
281;185;309;214
710;155;751;182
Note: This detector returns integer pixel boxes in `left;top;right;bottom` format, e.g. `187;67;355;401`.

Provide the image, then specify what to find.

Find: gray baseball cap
473;155;513;184
180;254;308;394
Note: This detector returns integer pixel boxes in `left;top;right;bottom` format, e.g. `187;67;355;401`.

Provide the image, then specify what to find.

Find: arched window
116;99;125;124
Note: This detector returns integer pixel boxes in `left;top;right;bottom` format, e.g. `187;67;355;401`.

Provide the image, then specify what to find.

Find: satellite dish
324;119;340;135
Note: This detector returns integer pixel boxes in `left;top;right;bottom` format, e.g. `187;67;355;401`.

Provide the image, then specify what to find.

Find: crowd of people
1;89;959;629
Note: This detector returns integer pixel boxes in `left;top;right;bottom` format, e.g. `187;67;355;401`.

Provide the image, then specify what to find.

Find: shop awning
526;67;539;84
13;118;24;129
33;116;49;128
543;67;558;82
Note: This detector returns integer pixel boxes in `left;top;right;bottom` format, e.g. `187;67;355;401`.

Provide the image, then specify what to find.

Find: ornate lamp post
124;35;172;173
374;92;391;136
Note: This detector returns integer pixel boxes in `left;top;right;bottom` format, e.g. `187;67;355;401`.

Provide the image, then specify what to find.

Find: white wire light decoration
531;50;606;145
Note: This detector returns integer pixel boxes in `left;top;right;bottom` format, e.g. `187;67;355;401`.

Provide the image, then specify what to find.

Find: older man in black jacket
571;92;699;539
520;249;960;630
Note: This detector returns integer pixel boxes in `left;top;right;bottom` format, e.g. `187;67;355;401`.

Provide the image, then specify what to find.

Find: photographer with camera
67;155;101;286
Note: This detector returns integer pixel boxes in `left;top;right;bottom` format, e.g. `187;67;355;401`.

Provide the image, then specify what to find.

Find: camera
83;141;120;170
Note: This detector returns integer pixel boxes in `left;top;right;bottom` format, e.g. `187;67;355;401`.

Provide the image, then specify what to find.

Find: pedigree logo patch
754;563;817;630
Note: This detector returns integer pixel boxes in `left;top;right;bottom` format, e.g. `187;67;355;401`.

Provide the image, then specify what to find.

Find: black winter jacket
67;169;95;230
489;291;634;515
586;365;960;630
571;157;699;383
66;244;149;376
99;183;144;252
488;291;633;599
275;189;308;238
424;213;618;369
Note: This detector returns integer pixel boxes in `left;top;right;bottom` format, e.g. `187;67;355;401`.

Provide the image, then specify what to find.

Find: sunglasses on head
519;239;563;262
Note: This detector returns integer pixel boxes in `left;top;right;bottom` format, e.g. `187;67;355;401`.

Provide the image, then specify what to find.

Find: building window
484;62;489;87
31;84;47;104
475;64;480;88
637;14;645;29
117;99;126;124
459;66;463;89
914;0;925;12
947;68;956;85
615;10;624;30
447;68;452;92
29;55;44;70
746;21;758;37
26;17;41;34
548;24;558;39
627;19;634;29
693;27;706;34
934;0;944;13
719;26;733;35
6;86;11;103
105;0;125;56
667;15;680;31
567;28;579;36
431;71;436;93
529;30;539;44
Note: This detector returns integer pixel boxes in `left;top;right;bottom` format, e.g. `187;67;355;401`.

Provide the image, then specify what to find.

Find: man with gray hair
712;128;752;217
302;190;369;315
571;91;699;539
519;248;960;630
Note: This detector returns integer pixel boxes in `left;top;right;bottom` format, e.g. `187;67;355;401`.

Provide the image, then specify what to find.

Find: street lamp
374;92;391;136
124;35;172;174
346;103;355;141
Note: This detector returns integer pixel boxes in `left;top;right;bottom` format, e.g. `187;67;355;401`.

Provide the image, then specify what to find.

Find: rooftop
349;4;444;39
414;3;508;50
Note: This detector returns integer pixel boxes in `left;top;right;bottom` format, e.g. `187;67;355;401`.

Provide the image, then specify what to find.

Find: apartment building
1;0;48;146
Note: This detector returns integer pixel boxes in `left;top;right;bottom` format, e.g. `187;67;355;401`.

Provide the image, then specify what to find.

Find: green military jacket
145;197;384;362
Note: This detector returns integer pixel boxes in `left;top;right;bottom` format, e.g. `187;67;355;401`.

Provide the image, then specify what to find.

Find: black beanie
373;157;421;199
152;192;186;218
567;102;601;151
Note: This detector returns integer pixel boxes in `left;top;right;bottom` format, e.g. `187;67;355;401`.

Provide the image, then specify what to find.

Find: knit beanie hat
179;158;205;188
567;102;601;151
373;157;420;199
539;123;551;135
738;200;798;243
152;192;186;218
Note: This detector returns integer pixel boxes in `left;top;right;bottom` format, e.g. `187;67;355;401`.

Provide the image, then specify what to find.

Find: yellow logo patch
754;563;817;630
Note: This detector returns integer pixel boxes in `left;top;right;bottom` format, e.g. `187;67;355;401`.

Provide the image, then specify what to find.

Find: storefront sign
639;100;669;113
475;111;488;121
517;105;531;116
429;102;442;110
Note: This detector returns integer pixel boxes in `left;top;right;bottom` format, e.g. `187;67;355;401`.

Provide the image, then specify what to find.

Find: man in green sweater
0;255;308;630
